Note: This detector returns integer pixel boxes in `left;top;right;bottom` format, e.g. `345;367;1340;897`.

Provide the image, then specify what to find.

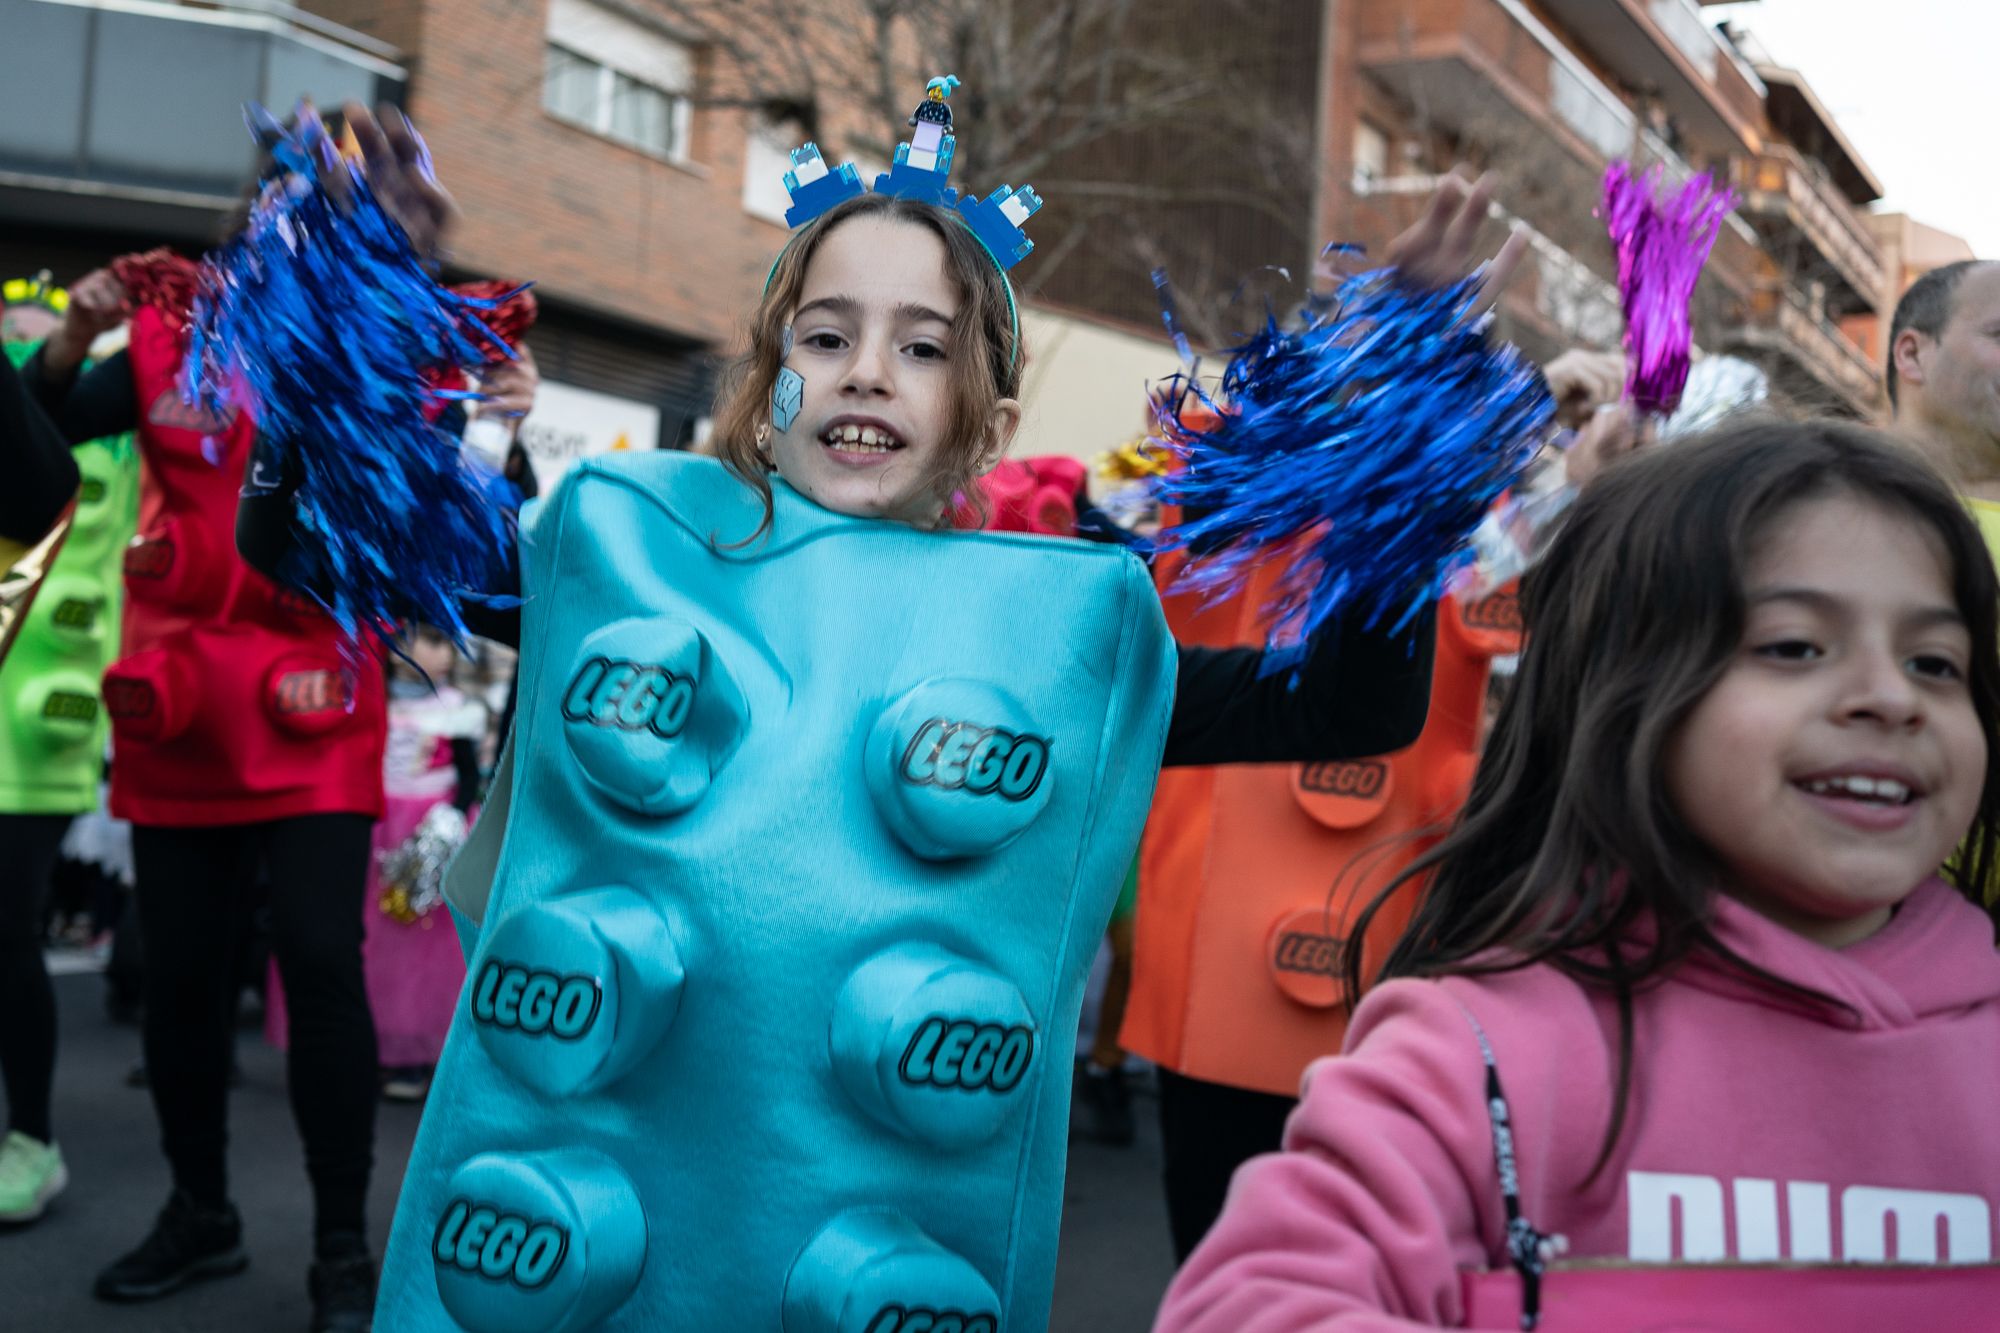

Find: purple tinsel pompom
1600;162;1736;417
182;103;522;650
1152;268;1554;658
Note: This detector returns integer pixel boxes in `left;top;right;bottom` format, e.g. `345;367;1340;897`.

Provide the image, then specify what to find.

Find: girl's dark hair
710;193;1025;536
1343;417;2000;1174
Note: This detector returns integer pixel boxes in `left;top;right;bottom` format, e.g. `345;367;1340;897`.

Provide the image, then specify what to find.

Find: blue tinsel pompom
182;103;523;650
1153;267;1554;658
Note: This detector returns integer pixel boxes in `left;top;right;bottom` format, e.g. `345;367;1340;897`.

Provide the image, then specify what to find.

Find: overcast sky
1707;1;1995;255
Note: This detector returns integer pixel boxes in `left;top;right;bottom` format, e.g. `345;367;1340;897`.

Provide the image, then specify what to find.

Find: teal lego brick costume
376;452;1178;1331
0;340;138;813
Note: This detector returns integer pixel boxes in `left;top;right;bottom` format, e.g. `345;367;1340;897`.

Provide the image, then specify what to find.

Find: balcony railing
1357;0;1760;284
1748;284;1881;408
1644;0;1769;124
1736;145;1887;311
0;0;404;232
1532;0;1765;155
1647;0;1720;79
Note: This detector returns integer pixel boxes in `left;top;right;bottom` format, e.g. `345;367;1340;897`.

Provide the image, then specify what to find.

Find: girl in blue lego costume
239;95;1529;1333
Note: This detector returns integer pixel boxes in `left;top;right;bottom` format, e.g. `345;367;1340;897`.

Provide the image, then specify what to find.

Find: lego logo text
471;960;603;1041
432;1198;570;1290
1461;592;1521;633
1299;761;1386;799
561;657;695;738
899;719;1050;801
864;1306;999;1333
274;669;345;716
124;538;174;579
41;692;99;723
103;679;155;719
899;1016;1035;1093
1273;932;1342;978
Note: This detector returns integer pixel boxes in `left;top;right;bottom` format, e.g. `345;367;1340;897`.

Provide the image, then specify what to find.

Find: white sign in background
512;379;663;491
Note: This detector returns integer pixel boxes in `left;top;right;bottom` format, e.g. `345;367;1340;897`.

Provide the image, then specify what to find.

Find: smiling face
764;214;1018;525
1665;493;1986;947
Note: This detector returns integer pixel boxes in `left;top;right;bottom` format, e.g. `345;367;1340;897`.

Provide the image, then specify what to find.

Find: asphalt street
0;971;1179;1332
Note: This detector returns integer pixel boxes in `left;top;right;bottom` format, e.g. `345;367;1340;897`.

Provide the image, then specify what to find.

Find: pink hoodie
1154;879;2000;1331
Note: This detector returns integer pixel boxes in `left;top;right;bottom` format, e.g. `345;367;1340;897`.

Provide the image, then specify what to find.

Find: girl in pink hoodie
1155;418;2000;1331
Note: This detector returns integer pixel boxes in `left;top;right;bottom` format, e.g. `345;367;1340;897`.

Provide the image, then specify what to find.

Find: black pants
0;813;72;1144
132;815;376;1240
1158;1067;1298;1261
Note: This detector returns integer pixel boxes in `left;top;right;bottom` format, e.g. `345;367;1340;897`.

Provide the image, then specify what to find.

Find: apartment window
743;128;885;226
1353;121;1390;189
544;0;694;162
742;116;799;225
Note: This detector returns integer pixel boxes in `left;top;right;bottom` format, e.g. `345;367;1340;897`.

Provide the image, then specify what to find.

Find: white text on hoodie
1627;1171;1992;1263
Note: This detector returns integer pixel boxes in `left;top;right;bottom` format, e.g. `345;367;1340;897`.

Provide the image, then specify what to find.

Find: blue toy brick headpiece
771;76;1043;364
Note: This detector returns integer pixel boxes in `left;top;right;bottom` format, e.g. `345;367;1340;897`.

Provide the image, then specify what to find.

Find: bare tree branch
623;0;1317;346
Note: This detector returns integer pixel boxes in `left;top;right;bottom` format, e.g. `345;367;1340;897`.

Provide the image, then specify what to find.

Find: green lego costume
0;338;139;813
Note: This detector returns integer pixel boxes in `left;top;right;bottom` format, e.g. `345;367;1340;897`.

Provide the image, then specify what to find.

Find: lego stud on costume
559;614;748;816
830;944;1039;1149
865;677;1055;860
784;1209;1002;1333
470;887;688;1097
430;1149;646;1333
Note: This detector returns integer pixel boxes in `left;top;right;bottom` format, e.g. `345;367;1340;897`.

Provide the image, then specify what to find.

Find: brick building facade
0;0;1948;452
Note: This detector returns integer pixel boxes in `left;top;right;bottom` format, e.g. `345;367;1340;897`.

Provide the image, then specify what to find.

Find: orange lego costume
1123;559;1521;1098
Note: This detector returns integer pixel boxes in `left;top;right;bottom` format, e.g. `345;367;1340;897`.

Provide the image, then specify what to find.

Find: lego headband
1;272;68;318
770;76;1043;366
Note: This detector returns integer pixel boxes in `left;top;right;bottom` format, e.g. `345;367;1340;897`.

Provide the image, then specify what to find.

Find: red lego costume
102;305;384;826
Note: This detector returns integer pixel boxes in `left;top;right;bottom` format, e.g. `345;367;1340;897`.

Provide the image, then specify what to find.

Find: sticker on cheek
781;324;794;359
771;367;805;434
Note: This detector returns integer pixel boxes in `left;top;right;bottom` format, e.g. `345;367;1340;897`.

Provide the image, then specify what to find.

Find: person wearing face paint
1157;419;2000;1331
233;85;1587;1332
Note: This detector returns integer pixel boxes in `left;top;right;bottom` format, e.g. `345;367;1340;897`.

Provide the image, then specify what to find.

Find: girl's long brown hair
710;194;1025;536
1342;418;2000;1176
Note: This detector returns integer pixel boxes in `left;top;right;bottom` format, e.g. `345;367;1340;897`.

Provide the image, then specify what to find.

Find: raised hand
475;344;541;432
326;101;461;263
42;268;130;377
1542;348;1627;428
1562;400;1650;490
1383;168;1529;307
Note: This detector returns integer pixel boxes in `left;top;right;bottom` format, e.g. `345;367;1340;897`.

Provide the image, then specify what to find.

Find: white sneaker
0;1131;67;1223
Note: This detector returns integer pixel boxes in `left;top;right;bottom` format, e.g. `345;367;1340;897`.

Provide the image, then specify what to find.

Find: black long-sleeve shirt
20;346;139;446
1;349;84;548
236;442;1434;767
